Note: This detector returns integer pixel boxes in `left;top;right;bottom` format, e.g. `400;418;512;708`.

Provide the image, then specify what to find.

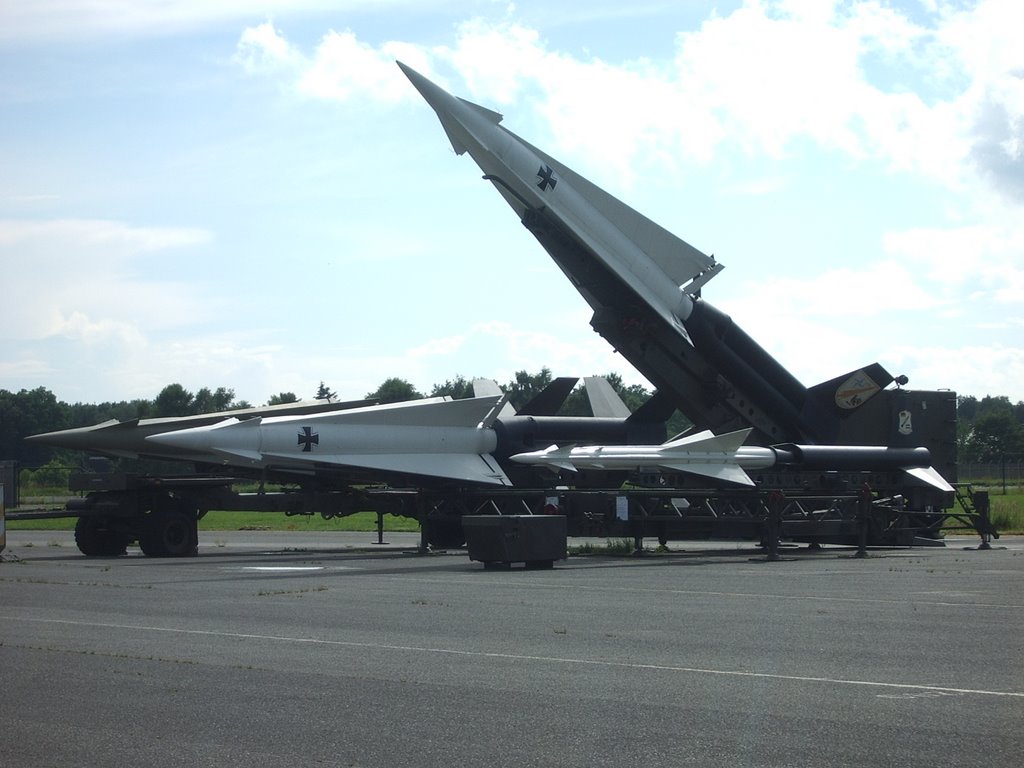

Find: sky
1;0;1022;408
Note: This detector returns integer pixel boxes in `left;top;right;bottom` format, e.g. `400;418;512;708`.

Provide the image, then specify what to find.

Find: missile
510;428;955;492
399;61;717;335
25;397;376;462
145;395;512;486
399;62;889;444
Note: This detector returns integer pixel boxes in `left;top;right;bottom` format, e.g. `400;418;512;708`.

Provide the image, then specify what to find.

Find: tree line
957;395;1024;463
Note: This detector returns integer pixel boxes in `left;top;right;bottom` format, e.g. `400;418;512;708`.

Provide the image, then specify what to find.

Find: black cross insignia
297;426;319;452
537;164;557;191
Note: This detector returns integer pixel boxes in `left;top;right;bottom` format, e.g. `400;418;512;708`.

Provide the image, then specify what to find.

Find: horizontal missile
146;395;512;486
24;397;375;461
510;428;954;492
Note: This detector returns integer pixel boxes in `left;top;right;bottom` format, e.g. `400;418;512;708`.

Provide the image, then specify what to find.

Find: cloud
883;218;1024;304
0;218;214;342
231;1;1024;204
0;1;356;42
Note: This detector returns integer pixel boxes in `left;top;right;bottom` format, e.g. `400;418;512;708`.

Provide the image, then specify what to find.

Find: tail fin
806;363;893;416
582;376;631;418
518;377;579;416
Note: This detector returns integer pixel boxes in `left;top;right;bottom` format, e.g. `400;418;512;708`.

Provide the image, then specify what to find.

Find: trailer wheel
74;516;129;557
138;505;198;557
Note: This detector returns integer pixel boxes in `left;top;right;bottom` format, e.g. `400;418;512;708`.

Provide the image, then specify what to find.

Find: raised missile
399;62;890;445
399;61;717;336
24;397;375;462
145;395;512;486
510;428;954;492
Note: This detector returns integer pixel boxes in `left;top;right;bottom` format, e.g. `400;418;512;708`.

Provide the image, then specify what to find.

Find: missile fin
660;462;755;487
903;466;954;493
458;96;503;125
209;448;264;463
309;395;503;429
583;376;631;418
664;428;752;454
277;452;512;486
513;131;719;289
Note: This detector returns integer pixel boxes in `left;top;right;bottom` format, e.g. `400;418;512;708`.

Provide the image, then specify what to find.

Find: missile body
146;395;512;486
24;398;375;462
511;428;953;491
399;62;714;334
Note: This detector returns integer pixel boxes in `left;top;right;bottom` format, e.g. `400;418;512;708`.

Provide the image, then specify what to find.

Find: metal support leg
765;492;783;562
855;486;871;558
417;494;429;555
976;491;992;550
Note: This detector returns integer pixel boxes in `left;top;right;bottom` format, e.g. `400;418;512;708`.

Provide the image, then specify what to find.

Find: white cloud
889;342;1024;400
0;1;361;42
231;1;1024;201
0;218;214;341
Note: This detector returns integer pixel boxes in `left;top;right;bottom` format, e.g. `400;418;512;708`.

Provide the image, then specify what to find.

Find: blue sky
2;0;1022;407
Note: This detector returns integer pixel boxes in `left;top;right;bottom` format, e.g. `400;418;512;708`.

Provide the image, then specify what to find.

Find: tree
0;387;68;466
315;381;337;401
504;368;553;411
268;392;299;405
153;383;194;417
430;376;475;400
962;411;1024;462
193;386;236;414
957;395;979;423
367;378;423;404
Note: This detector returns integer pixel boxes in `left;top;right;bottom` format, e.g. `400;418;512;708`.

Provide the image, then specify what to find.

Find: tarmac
1;530;1022;767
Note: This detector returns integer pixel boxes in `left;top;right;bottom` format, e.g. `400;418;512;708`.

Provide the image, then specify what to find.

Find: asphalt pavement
2;530;1022;767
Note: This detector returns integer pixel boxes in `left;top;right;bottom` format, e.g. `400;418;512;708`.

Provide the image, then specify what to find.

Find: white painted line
234;566;326;572
7;616;1022;699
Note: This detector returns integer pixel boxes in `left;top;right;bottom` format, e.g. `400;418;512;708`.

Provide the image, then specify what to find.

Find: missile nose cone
397;61;445;103
397;60;503;157
145;428;211;452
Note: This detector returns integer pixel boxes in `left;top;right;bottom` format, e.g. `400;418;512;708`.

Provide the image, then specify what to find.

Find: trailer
42;460;995;559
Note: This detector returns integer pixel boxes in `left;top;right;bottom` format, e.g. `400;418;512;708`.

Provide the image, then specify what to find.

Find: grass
986;491;1024;534
568;538;637;555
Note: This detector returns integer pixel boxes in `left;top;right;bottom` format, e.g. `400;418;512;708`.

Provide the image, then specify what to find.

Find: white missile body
511;428;954;492
146;395;512;486
398;63;722;340
512;429;765;486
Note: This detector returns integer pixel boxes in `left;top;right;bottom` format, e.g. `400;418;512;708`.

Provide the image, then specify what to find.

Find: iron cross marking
297;426;319;452
537;164;557;191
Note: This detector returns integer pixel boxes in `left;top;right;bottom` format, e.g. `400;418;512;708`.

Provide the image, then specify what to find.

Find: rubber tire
74;516;129;557
138;507;198;557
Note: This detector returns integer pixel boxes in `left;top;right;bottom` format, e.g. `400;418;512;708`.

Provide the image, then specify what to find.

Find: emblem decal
898;410;913;435
297;426;319;452
835;370;881;410
537;164;557;191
